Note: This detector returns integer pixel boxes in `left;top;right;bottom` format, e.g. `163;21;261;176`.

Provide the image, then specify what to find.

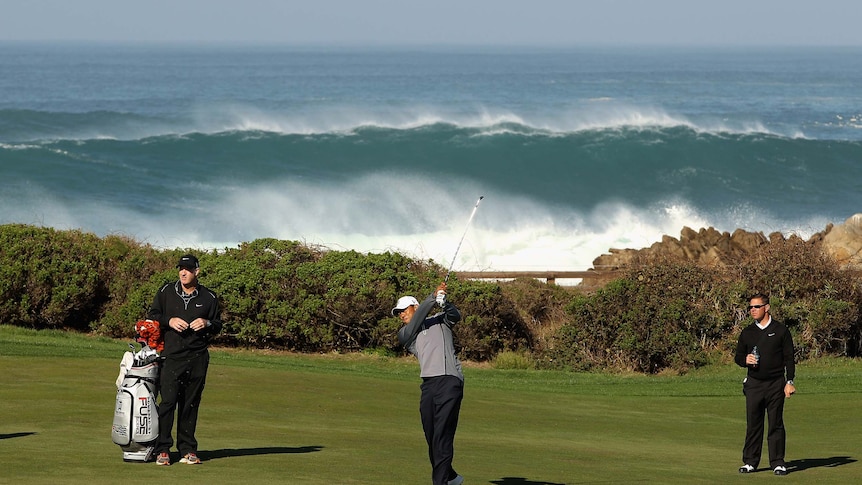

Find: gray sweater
397;292;463;381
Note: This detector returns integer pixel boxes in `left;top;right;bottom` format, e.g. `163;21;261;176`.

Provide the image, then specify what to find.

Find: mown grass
1;325;860;484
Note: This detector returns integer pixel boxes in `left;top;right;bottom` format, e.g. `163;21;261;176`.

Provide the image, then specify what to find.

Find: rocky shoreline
590;213;862;273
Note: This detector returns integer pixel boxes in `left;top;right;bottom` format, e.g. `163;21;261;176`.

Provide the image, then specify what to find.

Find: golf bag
111;320;163;462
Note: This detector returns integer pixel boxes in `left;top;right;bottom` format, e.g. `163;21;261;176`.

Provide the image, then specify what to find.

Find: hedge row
2;224;861;372
0;225;532;361
541;236;862;372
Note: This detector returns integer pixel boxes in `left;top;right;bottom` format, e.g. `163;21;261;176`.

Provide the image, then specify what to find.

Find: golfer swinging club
395;282;465;485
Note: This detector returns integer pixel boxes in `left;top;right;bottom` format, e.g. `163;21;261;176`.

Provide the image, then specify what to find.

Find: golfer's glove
436;290;446;307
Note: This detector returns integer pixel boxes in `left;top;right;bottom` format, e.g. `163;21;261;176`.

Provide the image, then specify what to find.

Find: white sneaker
448;475;464;485
178;452;201;464
774;465;787;476
738;464;755;473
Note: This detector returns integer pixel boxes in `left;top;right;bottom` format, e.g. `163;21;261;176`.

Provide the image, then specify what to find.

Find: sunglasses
748;304;767;310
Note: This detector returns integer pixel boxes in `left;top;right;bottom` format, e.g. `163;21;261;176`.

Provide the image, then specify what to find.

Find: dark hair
749;292;769;304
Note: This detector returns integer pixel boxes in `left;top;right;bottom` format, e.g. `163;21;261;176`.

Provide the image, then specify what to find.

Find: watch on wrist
786;380;794;386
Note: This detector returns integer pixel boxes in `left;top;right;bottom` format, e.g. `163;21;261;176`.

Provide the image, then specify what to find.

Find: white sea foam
14;101;791;142
179;101;784;138
0;173;833;285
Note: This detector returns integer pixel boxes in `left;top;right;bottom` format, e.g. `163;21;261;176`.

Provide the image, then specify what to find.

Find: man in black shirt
149;254;222;466
734;293;796;476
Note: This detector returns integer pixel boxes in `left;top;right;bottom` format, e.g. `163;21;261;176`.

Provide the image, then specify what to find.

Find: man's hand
170;317;209;332
169;317;190;332
784;382;796;398
435;282;447;307
188;318;209;332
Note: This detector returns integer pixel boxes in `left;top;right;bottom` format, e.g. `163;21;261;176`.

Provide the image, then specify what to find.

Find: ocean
1;43;861;277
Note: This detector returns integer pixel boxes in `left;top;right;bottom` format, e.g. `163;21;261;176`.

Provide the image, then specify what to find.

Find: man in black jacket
734;292;796;476
149;254;222;466
396;282;465;485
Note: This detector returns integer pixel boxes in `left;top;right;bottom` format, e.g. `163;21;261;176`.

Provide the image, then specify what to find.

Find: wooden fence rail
454;270;621;286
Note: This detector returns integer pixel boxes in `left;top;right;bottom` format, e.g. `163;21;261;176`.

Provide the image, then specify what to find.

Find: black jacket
148;281;222;359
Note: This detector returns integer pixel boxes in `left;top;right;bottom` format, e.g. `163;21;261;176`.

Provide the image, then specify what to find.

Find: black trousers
742;375;786;469
157;351;209;456
420;375;463;485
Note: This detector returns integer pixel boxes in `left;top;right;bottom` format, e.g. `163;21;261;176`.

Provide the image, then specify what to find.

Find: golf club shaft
445;196;484;282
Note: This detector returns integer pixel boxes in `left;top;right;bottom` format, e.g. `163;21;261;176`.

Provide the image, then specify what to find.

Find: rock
821;214;862;270
590;216;862;273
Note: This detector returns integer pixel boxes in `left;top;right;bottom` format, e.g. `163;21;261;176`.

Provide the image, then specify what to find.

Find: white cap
392;296;419;315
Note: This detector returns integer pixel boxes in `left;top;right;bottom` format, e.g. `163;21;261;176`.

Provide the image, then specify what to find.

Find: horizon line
2;39;862;50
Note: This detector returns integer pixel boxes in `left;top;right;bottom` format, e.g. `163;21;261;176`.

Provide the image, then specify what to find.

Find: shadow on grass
490;478;566;485
787;456;856;474
0;432;36;440
200;445;323;461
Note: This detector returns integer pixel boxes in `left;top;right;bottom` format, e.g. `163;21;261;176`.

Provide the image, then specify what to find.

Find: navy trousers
420;375;463;485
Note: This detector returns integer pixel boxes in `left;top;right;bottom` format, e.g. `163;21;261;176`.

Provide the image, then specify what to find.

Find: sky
2;0;861;47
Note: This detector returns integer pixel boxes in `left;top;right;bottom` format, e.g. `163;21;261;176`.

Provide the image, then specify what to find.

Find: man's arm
733;331;749;368
147;284;168;330
203;289;223;334
441;300;461;325
783;327;796;397
782;326;795;380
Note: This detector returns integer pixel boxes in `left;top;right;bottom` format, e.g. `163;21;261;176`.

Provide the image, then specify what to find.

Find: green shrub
90;237;174;337
198;239;320;347
544;261;743;373
448;280;532;361
0;224;106;330
732;236;862;359
542;236;862;373
499;277;577;351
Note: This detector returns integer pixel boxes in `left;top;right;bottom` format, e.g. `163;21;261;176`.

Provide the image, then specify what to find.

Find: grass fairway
1;325;860;484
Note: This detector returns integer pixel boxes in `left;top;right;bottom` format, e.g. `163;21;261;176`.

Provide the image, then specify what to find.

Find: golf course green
1;325;859;484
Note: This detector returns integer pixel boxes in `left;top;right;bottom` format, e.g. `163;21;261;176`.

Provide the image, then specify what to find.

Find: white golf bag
111;343;161;462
